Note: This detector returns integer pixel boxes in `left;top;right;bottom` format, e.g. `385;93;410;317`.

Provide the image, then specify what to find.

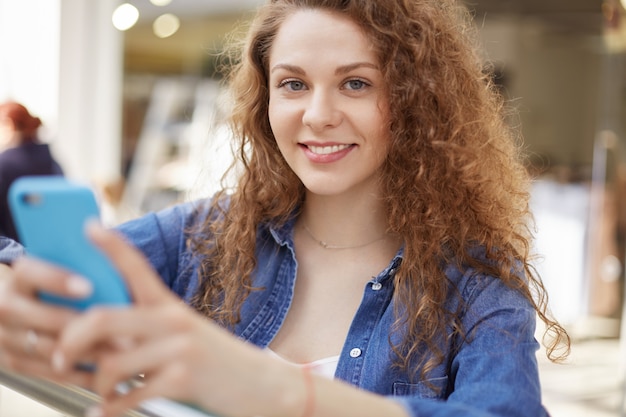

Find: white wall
0;0;123;186
0;0;61;139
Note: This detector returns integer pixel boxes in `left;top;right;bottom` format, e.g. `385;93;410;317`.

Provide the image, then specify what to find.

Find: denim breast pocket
392;376;449;399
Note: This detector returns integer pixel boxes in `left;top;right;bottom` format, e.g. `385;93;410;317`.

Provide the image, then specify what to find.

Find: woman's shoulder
115;198;219;237
442;245;529;307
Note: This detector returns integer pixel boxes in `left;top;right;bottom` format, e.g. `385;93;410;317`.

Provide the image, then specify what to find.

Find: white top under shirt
266;349;339;379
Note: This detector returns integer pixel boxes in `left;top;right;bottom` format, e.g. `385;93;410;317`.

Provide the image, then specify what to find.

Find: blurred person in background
0;101;64;242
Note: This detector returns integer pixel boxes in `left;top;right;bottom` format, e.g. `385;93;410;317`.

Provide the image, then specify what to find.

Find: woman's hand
54;224;303;417
0;259;94;386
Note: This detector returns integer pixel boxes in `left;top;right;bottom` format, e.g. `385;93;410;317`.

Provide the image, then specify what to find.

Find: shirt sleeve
0;200;208;295
115;200;209;299
0;236;24;264
393;275;548;417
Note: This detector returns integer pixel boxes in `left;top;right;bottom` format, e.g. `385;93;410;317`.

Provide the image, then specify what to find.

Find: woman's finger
55;304;194;374
93;365;198;417
0;328;56;360
11;257;93;299
91;333;198;400
0;285;79;333
0;326;99;386
85;223;173;306
0;261;88;383
0;345;94;387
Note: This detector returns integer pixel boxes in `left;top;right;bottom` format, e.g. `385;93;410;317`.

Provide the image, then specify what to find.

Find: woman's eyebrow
335;62;379;75
270;62;379;75
270;63;305;75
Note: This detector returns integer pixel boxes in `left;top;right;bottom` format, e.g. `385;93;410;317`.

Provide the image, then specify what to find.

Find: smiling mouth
306;144;352;155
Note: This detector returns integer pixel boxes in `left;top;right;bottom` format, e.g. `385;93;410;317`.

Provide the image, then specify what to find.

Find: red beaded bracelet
301;365;315;417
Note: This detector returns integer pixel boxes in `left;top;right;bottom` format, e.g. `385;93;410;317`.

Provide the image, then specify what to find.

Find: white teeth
308;144;350;155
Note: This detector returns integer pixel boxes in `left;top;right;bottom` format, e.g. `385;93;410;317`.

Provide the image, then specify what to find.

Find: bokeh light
112;3;139;31
152;13;180;38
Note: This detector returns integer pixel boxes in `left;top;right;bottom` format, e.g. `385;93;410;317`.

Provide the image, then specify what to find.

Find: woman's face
0;116;16;149
268;9;390;198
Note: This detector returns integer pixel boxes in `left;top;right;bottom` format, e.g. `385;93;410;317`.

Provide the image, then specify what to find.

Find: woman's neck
299;191;391;250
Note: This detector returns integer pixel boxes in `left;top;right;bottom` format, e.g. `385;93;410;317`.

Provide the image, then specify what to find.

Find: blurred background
0;0;625;416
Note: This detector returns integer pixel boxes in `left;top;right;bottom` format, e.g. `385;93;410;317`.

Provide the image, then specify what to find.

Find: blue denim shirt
0;236;25;264
1;201;547;416
116;201;547;417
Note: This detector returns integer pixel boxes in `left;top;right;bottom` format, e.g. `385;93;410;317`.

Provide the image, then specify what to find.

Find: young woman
0;1;569;416
0;101;64;241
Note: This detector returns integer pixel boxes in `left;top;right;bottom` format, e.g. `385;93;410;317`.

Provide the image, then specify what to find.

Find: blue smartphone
8;176;131;311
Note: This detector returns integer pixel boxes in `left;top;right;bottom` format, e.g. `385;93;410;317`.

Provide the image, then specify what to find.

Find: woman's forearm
260;360;410;417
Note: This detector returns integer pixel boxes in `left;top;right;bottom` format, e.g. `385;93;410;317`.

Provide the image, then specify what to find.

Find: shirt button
349;348;362;358
372;282;383;291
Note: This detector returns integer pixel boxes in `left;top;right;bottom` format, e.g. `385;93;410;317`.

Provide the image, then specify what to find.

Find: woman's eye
279;80;306;91
344;79;368;90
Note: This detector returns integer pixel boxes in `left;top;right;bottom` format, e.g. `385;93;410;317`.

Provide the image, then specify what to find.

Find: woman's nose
301;90;342;131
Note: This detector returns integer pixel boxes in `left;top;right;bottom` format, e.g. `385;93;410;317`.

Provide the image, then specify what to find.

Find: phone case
8;176;131;310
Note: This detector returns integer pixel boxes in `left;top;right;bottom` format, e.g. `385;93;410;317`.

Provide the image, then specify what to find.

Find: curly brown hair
190;0;570;379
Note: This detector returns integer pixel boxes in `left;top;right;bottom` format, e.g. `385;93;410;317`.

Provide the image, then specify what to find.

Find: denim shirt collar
267;216;404;285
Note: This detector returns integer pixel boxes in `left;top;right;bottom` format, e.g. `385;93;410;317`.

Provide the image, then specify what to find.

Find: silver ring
24;330;38;355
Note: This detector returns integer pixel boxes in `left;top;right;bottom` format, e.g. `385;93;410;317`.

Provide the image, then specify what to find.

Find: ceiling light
112;3;139;31
153;13;180;38
150;0;172;5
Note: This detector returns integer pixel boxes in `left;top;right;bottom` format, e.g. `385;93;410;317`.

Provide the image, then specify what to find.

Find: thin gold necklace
302;224;388;250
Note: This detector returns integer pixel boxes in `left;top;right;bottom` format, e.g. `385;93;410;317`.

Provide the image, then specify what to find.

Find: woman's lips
300;143;355;163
